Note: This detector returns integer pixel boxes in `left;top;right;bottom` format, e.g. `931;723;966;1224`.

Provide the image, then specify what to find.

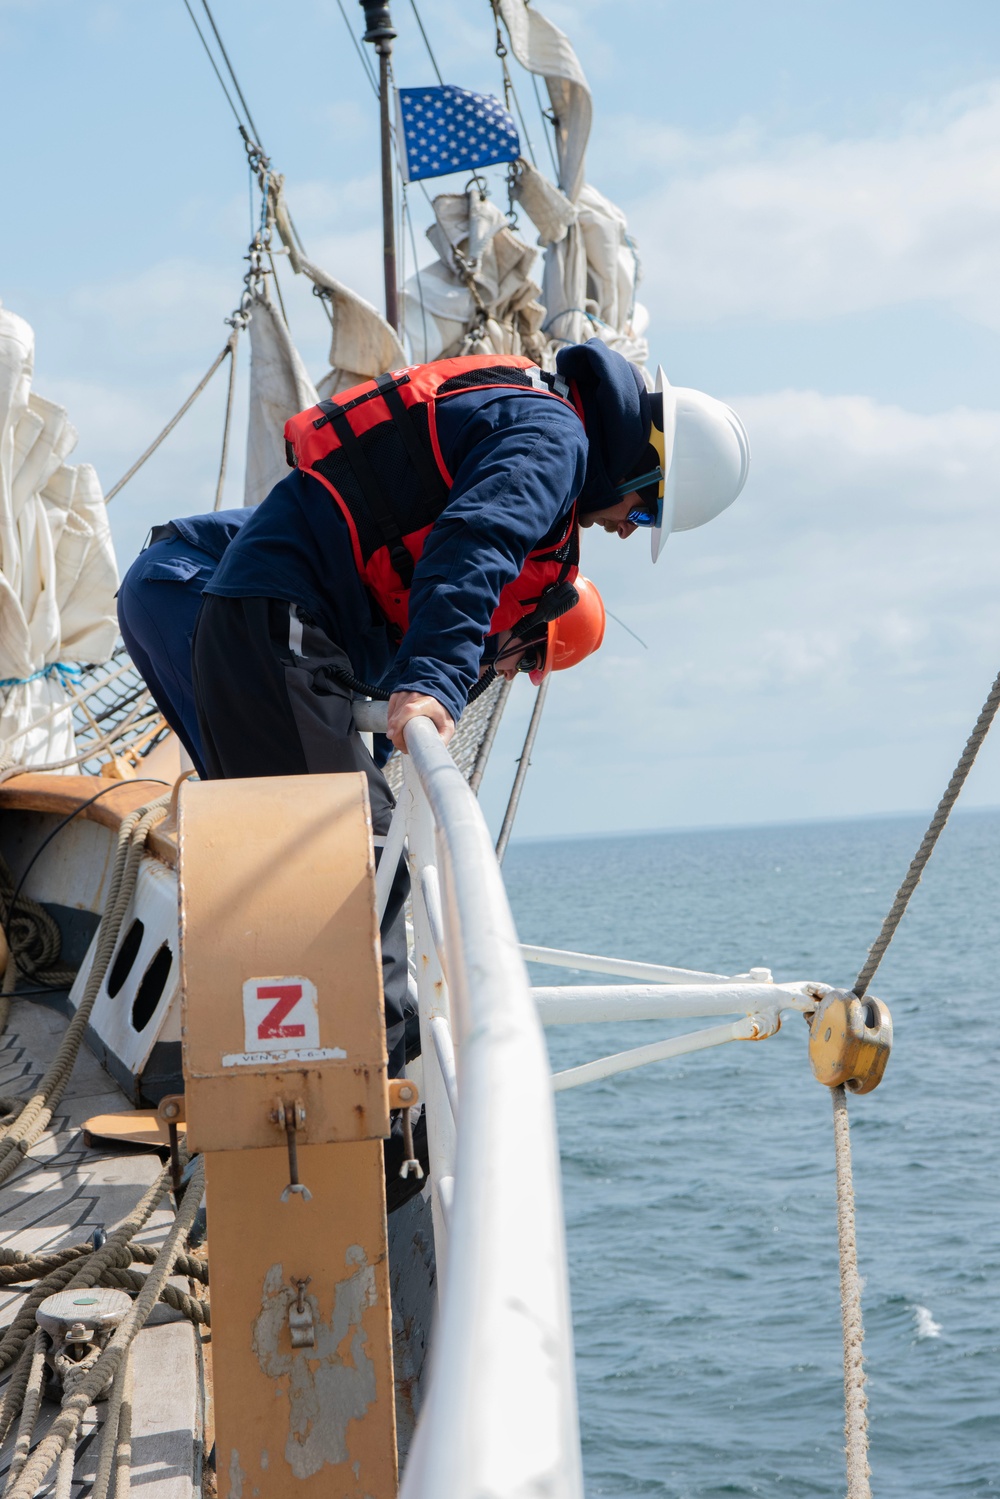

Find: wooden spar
360;0;400;331
179;773;396;1498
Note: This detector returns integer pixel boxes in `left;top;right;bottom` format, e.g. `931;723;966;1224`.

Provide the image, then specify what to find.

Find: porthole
131;944;173;1033
107;919;145;998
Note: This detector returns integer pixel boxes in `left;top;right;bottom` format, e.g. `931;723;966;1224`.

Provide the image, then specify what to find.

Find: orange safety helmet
529;575;607;684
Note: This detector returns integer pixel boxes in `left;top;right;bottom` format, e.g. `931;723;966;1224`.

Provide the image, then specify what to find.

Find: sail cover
0;304;118;768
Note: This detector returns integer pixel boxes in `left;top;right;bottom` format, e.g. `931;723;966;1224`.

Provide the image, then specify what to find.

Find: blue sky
4;0;1000;836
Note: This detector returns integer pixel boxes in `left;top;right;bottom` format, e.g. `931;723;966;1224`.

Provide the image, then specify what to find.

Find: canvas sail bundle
402;191;548;362
241;178;405;506
0;304;118;767
401;0;649;373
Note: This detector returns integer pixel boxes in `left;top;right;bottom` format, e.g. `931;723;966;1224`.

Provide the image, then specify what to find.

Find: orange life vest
283;354;582;636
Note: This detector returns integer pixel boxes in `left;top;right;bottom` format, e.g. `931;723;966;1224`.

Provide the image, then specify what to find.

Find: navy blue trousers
116;536;215;777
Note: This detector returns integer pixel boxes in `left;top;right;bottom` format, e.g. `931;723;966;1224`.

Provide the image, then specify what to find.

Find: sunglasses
615;466;664;529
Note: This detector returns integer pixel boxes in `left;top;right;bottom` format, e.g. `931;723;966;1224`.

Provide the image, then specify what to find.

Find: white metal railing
395;715;584;1499
524;954;829;1091
364;703;835;1495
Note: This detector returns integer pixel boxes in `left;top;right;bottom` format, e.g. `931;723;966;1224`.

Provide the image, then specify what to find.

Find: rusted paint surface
252;1251;378;1479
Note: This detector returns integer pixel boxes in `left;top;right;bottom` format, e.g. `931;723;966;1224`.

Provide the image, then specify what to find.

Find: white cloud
484;387;1000;834
615;83;1000;329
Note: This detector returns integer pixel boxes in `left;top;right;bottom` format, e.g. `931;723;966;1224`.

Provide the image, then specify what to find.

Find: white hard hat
649;365;750;563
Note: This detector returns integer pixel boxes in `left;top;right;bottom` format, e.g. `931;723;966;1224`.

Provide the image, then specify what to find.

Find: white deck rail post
398;717;583;1499
404;760;458;1275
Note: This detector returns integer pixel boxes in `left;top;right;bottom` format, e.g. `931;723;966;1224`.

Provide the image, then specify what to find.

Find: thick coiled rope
4;1156;206;1499
0;1159;210;1498
0;1157;176;1373
0;854;75;991
90;1350;133;1499
0;1240;208;1288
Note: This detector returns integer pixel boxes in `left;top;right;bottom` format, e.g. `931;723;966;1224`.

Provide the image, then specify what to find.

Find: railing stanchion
404;758;458;1286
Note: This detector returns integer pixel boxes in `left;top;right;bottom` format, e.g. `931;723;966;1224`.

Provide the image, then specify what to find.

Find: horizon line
504;800;1000;847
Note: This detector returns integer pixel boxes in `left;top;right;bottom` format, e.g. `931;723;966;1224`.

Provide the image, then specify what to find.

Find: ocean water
503;809;1000;1498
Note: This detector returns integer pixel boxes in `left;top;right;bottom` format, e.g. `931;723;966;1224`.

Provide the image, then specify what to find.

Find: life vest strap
312;372;412;431
323;402;416;588
375;372;448;511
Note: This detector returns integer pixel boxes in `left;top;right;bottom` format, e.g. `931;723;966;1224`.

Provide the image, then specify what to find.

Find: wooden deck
0;998;206;1498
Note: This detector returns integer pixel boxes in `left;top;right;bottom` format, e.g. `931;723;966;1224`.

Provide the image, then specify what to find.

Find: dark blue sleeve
383;393;587;720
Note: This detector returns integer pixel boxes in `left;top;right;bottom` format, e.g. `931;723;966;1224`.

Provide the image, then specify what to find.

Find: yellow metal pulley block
807;989;893;1094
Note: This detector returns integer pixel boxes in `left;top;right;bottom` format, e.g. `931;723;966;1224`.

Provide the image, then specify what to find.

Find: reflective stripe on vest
283;354;583;637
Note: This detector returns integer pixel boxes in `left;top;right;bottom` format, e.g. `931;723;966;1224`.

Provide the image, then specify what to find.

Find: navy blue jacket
206;390;584;721
207;343;648;721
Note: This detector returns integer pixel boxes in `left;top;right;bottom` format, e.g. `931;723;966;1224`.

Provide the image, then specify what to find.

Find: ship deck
0;993;206;1498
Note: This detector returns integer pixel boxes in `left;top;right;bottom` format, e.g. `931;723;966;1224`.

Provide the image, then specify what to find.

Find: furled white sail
403;192;547;363
266;177;407;397
0;304;118;768
301;260;407;398
243;289;318;508
402;0;649;374
497;0;592;203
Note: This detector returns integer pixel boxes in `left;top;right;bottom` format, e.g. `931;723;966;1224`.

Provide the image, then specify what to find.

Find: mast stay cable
409;0;444;85
197;0;265;144
104;338;236;503
495;675;550;863
179;0;243;128
334;0;379;96
829;662;1000;1499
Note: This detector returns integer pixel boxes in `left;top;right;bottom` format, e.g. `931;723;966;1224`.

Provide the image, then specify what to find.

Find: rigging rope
0;1153;209;1492
829;663;1000;1499
528;70;560;178
852;664;1000;1001
4;1330;47;1490
495;674;550;863
4;1156;207;1499
832;1086;871;1499
197;0;264;145
334;0;379;97
214;328;240;507
104;341;234;503
180;0;243;127
90;1351;132;1499
409;0;444;84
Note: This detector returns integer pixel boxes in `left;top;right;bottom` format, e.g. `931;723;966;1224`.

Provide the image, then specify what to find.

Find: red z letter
255;984;306;1039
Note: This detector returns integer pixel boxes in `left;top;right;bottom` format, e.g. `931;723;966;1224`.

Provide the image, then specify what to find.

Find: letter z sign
222;978;345;1068
242;978;319;1057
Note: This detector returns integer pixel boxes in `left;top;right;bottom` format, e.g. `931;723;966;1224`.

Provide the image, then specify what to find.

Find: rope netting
383;670;509;796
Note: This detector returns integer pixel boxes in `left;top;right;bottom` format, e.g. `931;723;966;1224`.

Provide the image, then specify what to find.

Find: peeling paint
228;1447;246;1499
260;1451;269;1470
251;1249;378;1479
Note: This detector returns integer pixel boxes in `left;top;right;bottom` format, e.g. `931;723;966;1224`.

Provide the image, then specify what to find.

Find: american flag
396;85;520;184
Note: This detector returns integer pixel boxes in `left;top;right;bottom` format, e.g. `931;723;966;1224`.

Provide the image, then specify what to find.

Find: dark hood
556;340;651;513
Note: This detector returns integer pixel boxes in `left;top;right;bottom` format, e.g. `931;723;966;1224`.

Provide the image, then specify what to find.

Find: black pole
360;0;399;333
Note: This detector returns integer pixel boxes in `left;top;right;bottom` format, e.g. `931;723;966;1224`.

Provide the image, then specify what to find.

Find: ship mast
359;0;400;332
